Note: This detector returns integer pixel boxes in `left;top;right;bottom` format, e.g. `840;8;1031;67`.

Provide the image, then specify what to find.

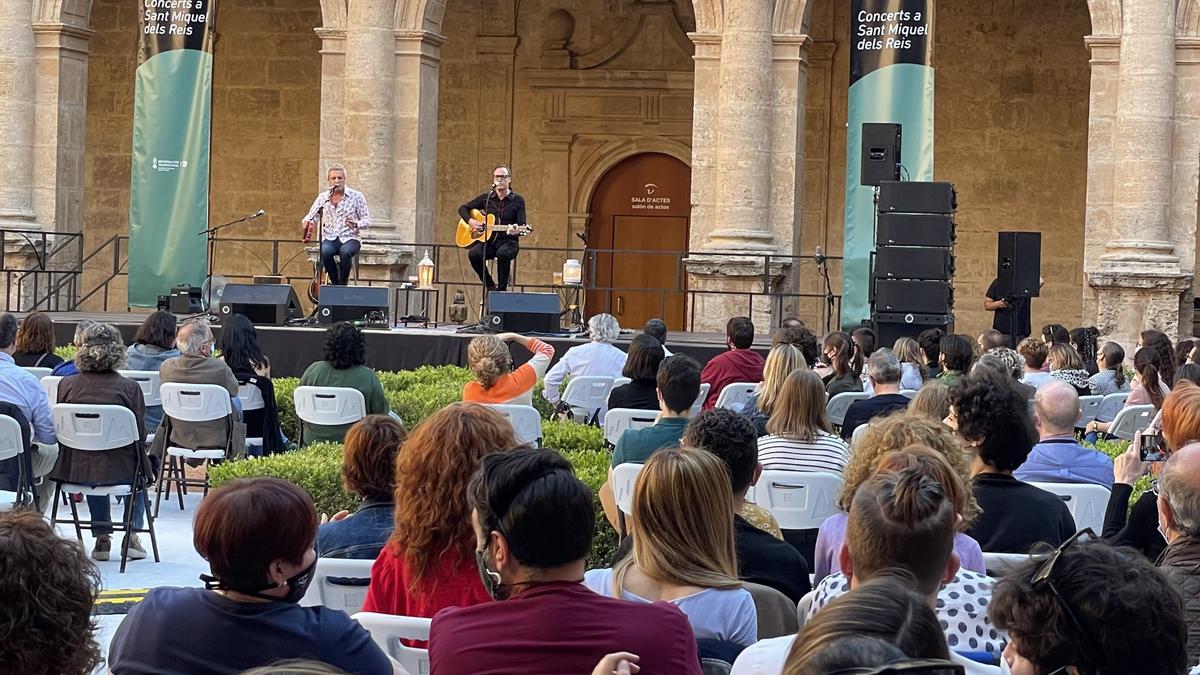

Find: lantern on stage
417;250;436;289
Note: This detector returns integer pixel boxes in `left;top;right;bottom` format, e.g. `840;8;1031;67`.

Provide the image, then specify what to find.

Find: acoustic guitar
455;209;533;248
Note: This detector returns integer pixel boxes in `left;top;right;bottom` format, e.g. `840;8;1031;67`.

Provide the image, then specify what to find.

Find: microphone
575;232;588;246
815;245;826;265
251;209;265;218
491;182;498;189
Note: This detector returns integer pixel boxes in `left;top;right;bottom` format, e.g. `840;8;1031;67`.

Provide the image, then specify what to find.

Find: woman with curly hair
1142;328;1179;389
362;402;517;618
298;323;388;444
462;332;554;405
810;414;984;582
0;509;102;675
948;369;1075;553
12;310;63;368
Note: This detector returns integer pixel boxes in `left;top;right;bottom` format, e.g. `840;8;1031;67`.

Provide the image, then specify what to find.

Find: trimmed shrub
1090;437;1153;510
55;344;76;361
209;442;356;515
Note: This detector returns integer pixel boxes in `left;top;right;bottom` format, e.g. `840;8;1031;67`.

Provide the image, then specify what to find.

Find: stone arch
395;0;448;33
1086;0;1121;36
318;0;346;31
32;0;90;26
774;0;808;35
570;137;692;215
1180;0;1200;36
691;0;722;34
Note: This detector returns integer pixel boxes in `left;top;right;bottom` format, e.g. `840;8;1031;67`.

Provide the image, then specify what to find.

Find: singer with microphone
301;163;370;286
459;164;525;291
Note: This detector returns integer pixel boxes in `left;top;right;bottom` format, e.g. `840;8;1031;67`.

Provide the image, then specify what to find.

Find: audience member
780;635;909;675
989;537;1187;675
916;328;944;379
1143;328;1180;389
585;447;758;647
50;319;97;377
936;334;974;386
363;403;517;618
773;322;820;368
0;509;102;675
821;331;863;396
543;314;627;417
1085;346;1170;440
908;381;951;421
683;409;811;602
975;347;1036;399
157;318;247;455
0;313;58;506
125;310;180;433
298;323;388;444
463;332;555;406
1155;442;1200;664
316;415;406;559
1041;323;1069;345
812;416;983;582
1047;343;1093;396
892;336;924;390
1017;338;1053;388
1070;326;1100;376
736;343;805;437
840;349;909;440
643;317;672;356
701;317;764;409
850;327;877;366
51;322;152;562
607;333;665;411
108;478;392;674
219;313;284;455
1088;341;1129;396
1015;380;1114;488
429;449;703;675
758;368;851;474
1179;363;1200;387
12;311;63;368
977;328;1006;352
950;370;1075;553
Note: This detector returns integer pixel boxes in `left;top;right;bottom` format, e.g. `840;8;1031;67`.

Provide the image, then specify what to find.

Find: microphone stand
458;185;500;334
197;210;264;322
816;251;835;334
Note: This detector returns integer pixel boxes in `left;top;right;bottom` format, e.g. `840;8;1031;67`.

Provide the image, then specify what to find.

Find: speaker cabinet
876;213;955;248
874;247;954;281
994;232;1042;299
861;123;902;187
489;291;560;333
317;285;389;324
219;284;303;326
169;285;203;315
872;312;955;346
873;279;953;315
876;181;957;214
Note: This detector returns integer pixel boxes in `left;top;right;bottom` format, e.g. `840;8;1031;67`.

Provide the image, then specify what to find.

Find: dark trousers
467;239;519;290
320;238;360;286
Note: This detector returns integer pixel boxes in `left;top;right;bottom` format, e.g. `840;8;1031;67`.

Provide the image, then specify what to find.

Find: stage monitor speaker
872;312;954;346
489;291;560;333
220;284;303;326
876;181;957;214
876;213;955;247
169;285;203;315
995;231;1042;299
874;247;954;281
860;123;902;187
873;279;953;315
317;285;390;324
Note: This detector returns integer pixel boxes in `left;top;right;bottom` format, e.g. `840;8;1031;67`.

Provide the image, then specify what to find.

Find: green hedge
1092;438;1153;507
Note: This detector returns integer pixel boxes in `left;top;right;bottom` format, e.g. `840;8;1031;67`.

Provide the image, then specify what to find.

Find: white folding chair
485;404;543;447
850;422;870;446
796;588;818;627
982;552;1031;577
0;414;32;510
1094;392;1129;423
22;366;53;380
1107;404;1156;440
826;392;869;427
611;461;644;538
41;375;62;405
899;389;919;399
353;612;432;675
750;470;843;530
1075;395;1103;427
559;375;615;425
301;557;374;615
294;385;367;446
715;382;758;410
156;382;233;515
690;382;711;416
238;381;267;453
613;377;632;388
1029;482;1111;533
50;403;158;573
603;408;658;447
118;370;163;407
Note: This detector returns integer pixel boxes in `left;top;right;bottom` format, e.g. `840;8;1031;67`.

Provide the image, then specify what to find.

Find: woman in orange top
462;332;555;406
362;403;518;618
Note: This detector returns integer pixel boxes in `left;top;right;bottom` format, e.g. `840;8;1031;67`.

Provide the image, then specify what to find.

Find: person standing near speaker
984;276;1043;346
301;163;370;286
460;164;525;291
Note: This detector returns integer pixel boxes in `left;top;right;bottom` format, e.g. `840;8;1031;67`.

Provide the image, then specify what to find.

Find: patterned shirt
303;187;370;243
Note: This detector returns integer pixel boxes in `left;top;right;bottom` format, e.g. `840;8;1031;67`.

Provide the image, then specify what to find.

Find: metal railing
1;228;84;312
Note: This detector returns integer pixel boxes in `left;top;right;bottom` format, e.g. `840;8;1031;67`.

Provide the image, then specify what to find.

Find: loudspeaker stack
871;180;957;345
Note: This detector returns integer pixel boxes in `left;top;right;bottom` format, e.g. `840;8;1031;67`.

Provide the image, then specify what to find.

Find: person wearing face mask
1156;442;1200;664
429;448;702;675
107;478;395;674
152;318;246;459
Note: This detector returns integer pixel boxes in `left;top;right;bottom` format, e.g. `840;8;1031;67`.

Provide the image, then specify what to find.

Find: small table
394;286;439;328
553;283;584;332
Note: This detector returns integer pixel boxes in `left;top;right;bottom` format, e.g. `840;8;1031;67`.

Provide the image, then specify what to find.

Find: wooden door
586;153;690;330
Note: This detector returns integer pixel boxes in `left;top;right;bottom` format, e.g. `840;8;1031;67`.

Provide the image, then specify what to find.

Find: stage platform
39;312;762;378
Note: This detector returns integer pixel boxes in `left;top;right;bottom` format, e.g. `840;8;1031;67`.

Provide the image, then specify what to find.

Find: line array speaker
873;279;953;315
877;181;957;214
876;213;955;248
874;247;954;282
872;312;955;346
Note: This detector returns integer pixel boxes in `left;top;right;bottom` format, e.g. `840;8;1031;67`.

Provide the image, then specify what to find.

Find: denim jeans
320;238;360;285
87;492;147;536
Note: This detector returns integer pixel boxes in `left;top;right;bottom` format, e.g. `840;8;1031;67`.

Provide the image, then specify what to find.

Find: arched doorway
585;153;691;330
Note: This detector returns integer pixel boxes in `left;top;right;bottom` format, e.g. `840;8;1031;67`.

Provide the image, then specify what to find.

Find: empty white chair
603;408;658;447
156;382;233;515
118;370;163;407
353;612;431;675
293;386;367;446
715;382;758;411
22;366;53;380
611;462;645;517
690;382;711;416
41;375;62;405
982;552;1031;577
0;414;30;510
486;404;543;447
1094;392;1129;423
826;392;869;427
1029;482;1111;534
559;375;615;425
301;557;374;615
1076;395;1103;427
1107;404;1156;440
751;470;843;530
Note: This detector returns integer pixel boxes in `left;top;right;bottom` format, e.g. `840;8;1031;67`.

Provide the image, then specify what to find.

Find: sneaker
122;534;148;561
92;535;111;561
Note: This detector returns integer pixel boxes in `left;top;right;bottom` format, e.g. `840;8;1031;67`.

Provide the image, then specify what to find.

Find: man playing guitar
459;164;525;291
301;163;370;287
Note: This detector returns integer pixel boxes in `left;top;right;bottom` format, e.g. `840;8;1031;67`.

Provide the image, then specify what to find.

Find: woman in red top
362;403;518;618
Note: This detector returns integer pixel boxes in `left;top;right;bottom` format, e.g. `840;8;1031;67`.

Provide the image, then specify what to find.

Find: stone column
1080;35;1120;323
315;27;347;183
770;34;811;319
1171;37;1200;337
31;22;92;235
0;0;39;231
687;32;721;250
342;0;395;234
392;30;444;248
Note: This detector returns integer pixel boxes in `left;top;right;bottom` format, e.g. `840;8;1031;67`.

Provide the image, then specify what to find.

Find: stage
41;312;758;378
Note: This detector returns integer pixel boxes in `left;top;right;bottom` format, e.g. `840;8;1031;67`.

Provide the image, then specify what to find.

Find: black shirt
967;473;1076;553
458;190;527;244
735;515;811;603
986;277;1031;339
12;351;64;368
840;393;910;440
1103;483;1166;561
608;379;659;411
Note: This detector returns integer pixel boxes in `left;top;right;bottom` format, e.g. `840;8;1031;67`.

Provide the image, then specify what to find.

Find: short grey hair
1161;444;1200;538
75;322;126;373
177;319;213;356
866;348;901;385
588;313;620;343
327;163;346;177
72;320;98;348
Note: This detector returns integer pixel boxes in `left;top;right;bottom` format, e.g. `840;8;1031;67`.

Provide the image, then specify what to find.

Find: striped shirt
757;432;850;474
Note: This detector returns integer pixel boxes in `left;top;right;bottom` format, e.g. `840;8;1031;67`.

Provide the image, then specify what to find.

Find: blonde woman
906;380;951;422
892;337;924;390
757;369;851;474
736;343;805;436
1047;342;1093;396
584;447;758;646
462;332;554;406
809;414;984;582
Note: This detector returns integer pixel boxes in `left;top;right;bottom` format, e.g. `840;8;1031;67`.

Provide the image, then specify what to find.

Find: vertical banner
841;1;934;327
128;0;218;307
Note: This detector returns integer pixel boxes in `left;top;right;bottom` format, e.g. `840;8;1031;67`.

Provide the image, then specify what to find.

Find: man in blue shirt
1016;379;1114;488
0;313;58;507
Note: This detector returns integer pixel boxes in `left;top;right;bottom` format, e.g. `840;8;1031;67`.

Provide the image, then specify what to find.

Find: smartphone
1140;431;1168;462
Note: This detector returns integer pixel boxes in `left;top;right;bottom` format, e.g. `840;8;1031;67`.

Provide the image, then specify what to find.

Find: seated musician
460;165;525;292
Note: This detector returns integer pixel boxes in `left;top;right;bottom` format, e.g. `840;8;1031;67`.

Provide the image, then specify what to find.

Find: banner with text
841;0;934;327
127;0;218;307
